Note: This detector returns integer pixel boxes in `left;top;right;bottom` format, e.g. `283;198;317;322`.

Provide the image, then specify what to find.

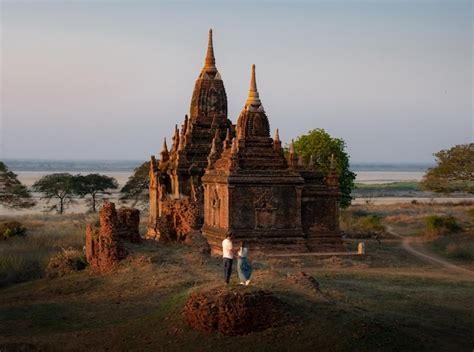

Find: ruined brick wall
161;198;200;242
117;207;141;243
85;202;127;273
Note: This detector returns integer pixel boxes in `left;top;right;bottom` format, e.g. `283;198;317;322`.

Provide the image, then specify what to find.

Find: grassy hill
0;205;473;351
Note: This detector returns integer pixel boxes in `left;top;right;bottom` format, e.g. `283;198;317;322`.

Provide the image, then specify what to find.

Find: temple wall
301;192;340;234
204;183;229;230
228;185;300;231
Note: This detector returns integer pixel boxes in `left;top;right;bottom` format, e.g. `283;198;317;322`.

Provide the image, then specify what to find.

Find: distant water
3;159;143;172
3;159;431;186
4;159;432;172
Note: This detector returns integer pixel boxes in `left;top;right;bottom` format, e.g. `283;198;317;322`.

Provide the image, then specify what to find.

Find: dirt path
386;226;474;278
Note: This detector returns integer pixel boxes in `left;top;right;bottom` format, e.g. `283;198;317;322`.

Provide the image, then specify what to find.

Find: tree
32;173;77;214
421;143;473;194
75;174;118;213
0;161;35;209
119;161;150;208
293;128;356;208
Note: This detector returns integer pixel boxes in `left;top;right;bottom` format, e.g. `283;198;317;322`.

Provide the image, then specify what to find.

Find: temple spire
245;64;262;107
160;137;169;163
274;129;280;143
203;28;217;72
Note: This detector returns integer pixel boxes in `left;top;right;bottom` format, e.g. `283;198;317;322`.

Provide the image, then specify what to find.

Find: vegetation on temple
293;129;356;207
0;161;35;209
421;143;473;194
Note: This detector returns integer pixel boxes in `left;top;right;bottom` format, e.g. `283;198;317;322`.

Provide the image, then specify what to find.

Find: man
222;232;234;284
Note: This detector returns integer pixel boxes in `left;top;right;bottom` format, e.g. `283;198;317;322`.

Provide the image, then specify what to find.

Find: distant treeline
4;159;433;173
4;160;143;172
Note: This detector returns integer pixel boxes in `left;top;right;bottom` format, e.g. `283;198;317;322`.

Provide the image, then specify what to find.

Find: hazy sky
1;0;472;163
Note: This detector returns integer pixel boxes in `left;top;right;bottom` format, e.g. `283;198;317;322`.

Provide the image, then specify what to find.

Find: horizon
1;0;472;163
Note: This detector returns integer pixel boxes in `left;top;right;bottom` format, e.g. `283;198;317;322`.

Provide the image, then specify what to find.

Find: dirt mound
286;271;321;293
184;287;282;335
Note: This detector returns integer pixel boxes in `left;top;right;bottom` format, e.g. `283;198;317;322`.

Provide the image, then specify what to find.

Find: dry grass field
0;202;473;351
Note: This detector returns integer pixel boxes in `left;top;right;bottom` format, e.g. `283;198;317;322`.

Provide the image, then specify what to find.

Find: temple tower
202;65;307;253
167;29;233;198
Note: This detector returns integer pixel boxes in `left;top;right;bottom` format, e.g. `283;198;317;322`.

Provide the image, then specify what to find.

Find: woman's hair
240;240;246;248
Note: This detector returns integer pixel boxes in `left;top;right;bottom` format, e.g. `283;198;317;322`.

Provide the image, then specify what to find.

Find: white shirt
222;238;233;259
238;247;248;258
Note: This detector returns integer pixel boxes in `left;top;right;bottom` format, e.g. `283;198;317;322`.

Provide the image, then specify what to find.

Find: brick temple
148;29;342;253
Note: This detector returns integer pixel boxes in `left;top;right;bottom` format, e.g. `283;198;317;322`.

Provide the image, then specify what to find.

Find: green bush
340;210;386;239
467;208;474;219
46;248;87;279
0;221;27;240
424;215;461;237
359;214;385;233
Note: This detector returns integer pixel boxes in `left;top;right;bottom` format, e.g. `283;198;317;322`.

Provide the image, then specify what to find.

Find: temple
148;30;342;253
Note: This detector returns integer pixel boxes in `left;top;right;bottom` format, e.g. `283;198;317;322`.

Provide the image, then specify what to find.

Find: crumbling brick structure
184;288;282;335
117;207;141;243
147;29;342;253
85;202;140;273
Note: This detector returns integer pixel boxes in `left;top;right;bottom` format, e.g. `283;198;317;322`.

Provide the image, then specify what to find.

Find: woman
237;241;252;286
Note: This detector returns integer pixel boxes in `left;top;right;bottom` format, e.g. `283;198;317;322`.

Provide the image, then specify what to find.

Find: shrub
0;221;27;240
340;210;386;239
424;215;461;237
445;243;474;260
358;214;385;233
46;248;87;279
467;208;474;219
0;256;43;287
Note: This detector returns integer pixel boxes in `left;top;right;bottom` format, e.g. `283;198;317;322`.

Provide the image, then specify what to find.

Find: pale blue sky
1;0;472;162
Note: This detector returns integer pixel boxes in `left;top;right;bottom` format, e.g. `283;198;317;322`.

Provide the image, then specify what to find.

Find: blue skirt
237;257;252;281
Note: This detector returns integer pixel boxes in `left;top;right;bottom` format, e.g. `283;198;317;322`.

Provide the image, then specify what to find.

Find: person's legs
237;259;245;284
223;258;233;284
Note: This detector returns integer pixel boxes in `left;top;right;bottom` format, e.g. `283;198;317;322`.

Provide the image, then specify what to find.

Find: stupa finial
245;64;262;107
203;28;216;71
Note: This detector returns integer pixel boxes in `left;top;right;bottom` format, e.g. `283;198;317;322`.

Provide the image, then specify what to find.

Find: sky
0;0;472;163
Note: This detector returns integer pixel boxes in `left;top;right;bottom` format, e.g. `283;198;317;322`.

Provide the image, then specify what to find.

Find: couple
222;233;252;286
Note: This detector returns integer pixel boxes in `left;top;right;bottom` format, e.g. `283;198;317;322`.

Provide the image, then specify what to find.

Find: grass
427;234;474;262
0;245;472;351
0;204;473;350
0;213;93;287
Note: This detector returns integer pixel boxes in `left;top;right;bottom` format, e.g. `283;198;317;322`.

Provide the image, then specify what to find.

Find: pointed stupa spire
330;153;336;169
203;28;217;72
162;137;168;152
210;136;217;155
223;128;231;149
308;155;315;169
160;137;169;163
231;137;238;154
274;129;280;142
298;154;305;167
245;64;262;108
289;139;295;154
